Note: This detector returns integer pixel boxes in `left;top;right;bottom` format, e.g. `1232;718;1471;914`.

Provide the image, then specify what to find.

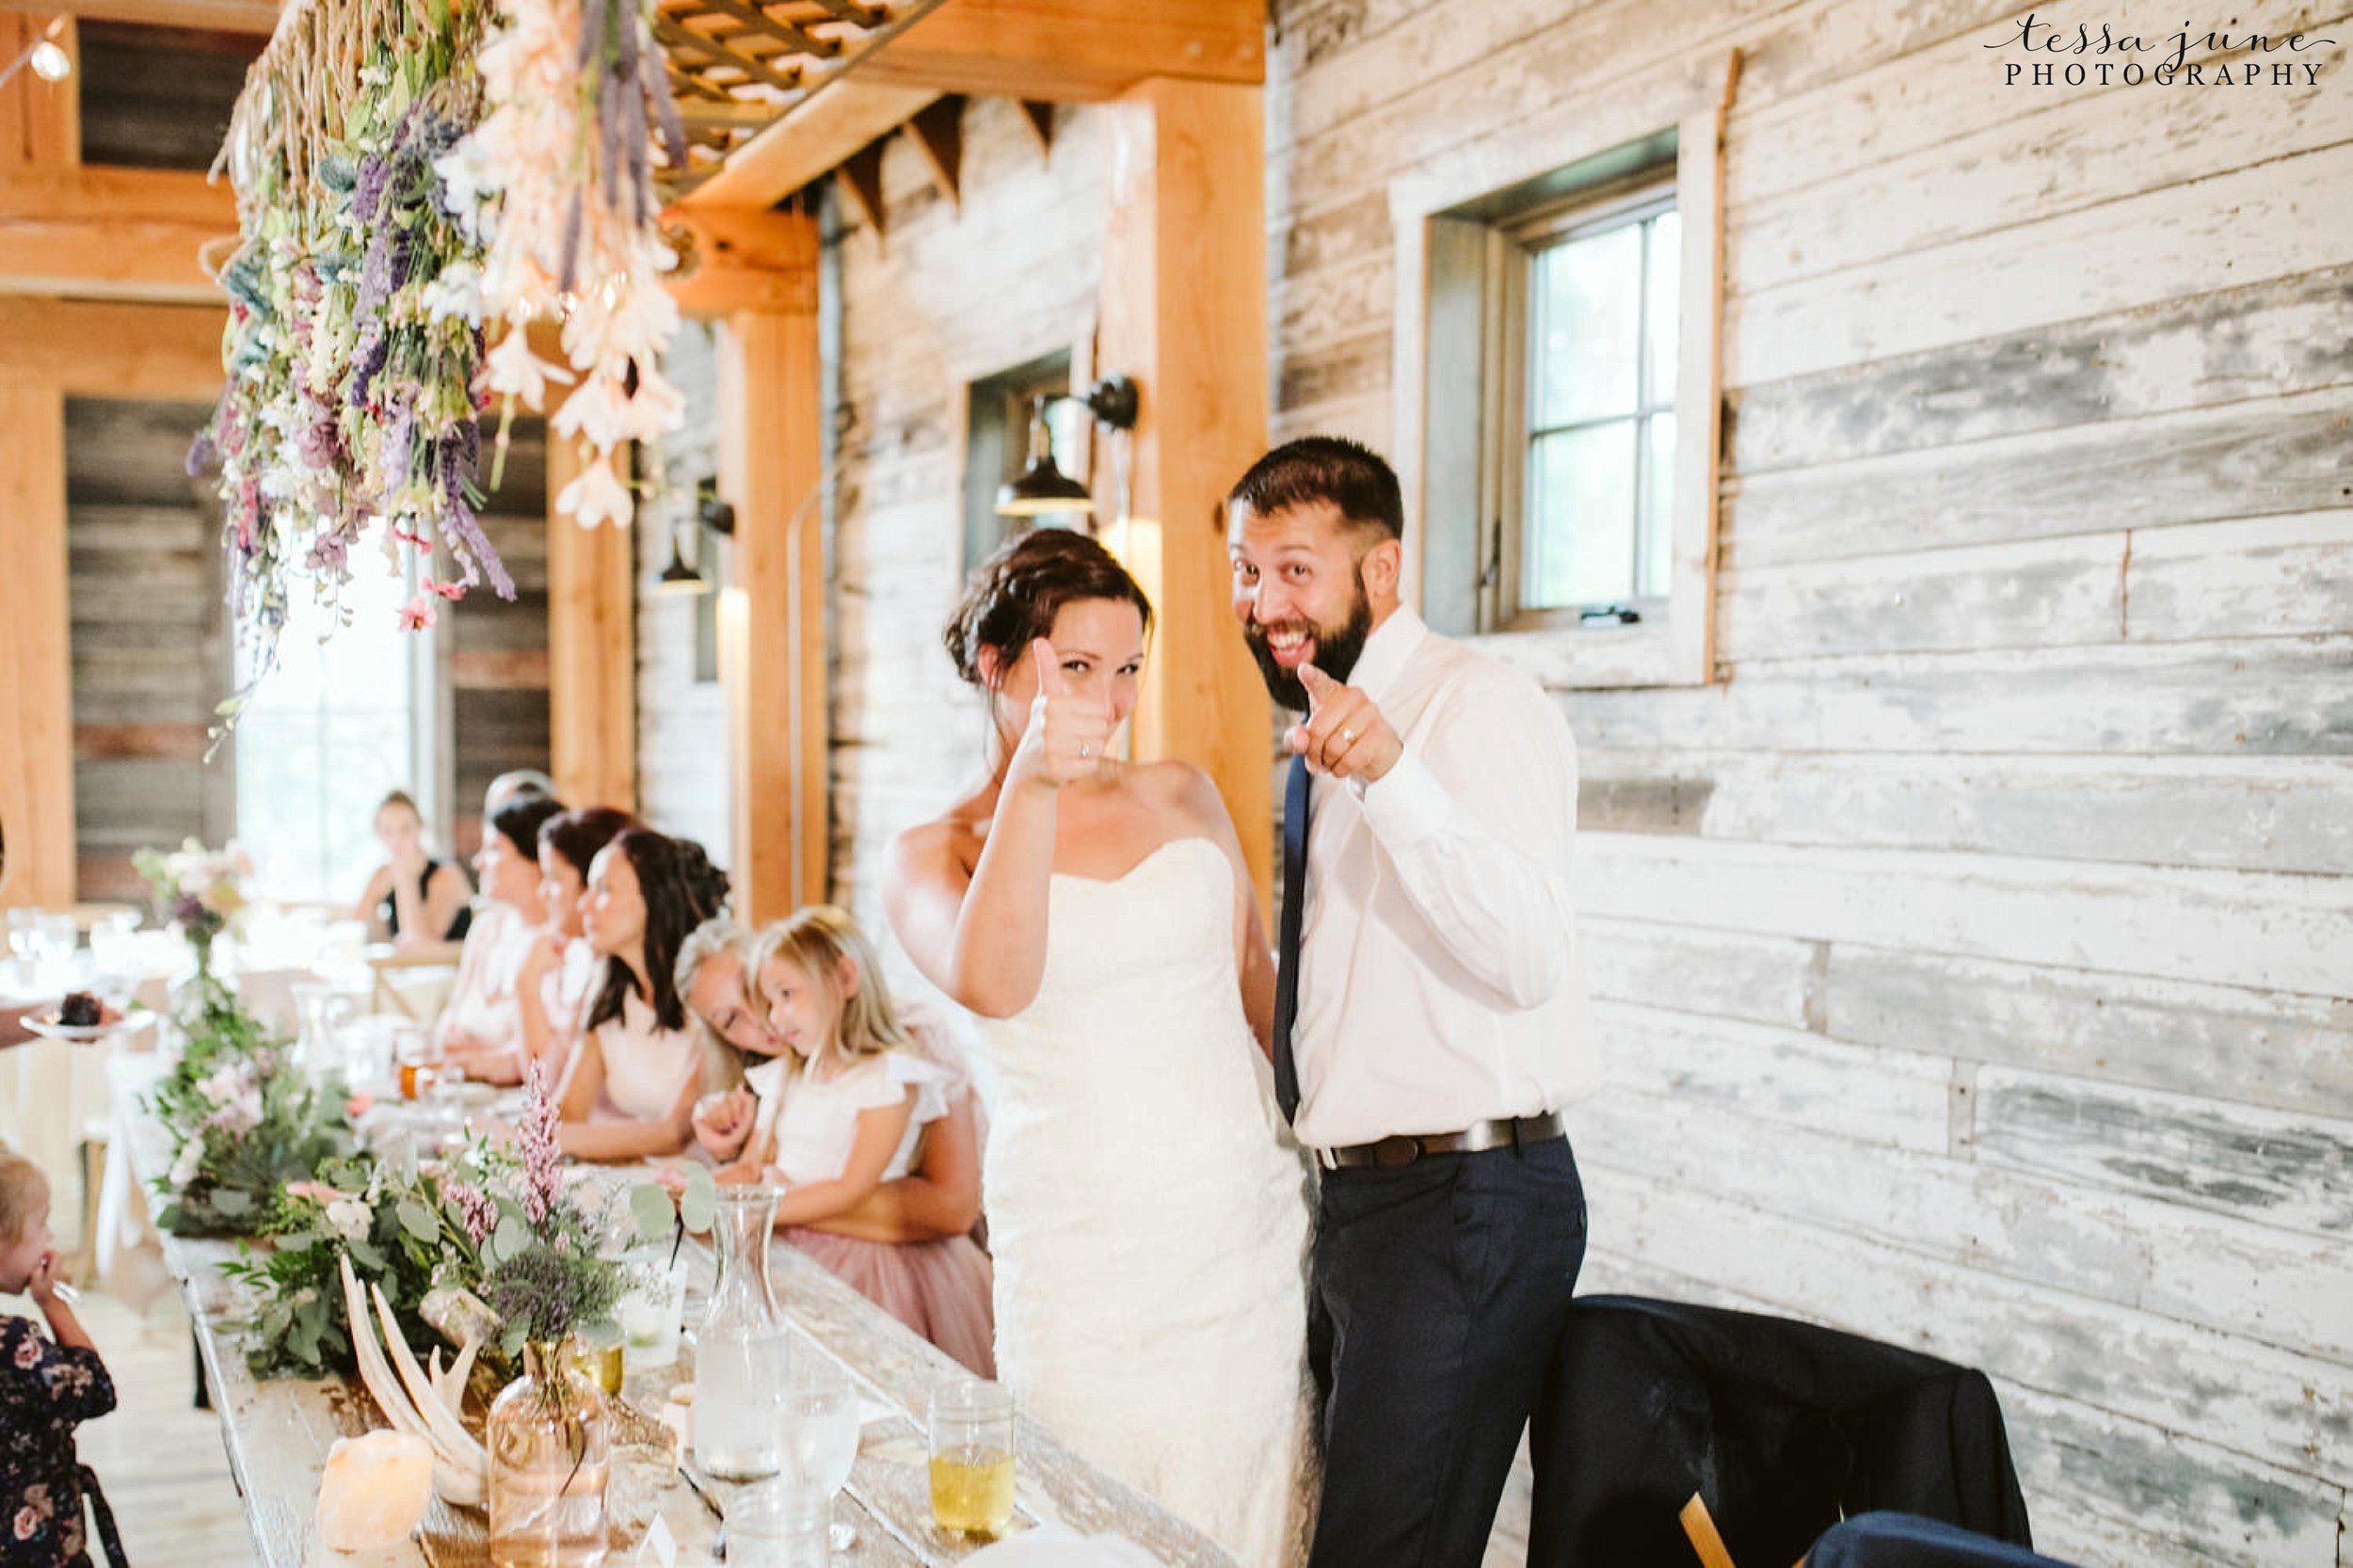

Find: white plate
18;1009;152;1044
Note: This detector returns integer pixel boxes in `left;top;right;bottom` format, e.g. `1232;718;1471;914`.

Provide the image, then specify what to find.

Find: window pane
1525;421;1637;610
1641;411;1677;600
1645;208;1681;407
234;521;424;904
1530;222;1641;428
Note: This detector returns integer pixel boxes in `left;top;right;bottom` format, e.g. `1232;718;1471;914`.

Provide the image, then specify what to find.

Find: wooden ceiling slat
687;0;843;61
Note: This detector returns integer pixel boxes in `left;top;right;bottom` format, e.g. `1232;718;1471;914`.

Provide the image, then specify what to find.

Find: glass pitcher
696;1185;790;1480
289;983;351;1078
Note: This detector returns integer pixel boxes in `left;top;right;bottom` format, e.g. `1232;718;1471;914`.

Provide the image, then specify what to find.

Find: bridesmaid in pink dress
692;907;995;1377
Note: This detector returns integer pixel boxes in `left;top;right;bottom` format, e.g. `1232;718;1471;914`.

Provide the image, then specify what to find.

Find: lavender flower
352;152;392;228
518;1064;562;1226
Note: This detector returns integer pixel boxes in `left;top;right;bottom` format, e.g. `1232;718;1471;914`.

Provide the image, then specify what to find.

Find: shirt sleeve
1348;666;1580;1011
0;1316;118;1426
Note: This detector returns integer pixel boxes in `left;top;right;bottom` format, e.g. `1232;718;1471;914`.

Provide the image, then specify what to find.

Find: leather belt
1316;1112;1565;1172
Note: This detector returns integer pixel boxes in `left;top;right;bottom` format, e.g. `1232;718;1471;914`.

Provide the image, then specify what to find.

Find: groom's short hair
1227;437;1404;545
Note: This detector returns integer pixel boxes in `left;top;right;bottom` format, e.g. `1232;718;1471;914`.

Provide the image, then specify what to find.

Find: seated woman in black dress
350;790;473;948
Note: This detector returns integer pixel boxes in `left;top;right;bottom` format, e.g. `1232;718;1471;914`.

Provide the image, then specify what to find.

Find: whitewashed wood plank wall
635;5;2353;1562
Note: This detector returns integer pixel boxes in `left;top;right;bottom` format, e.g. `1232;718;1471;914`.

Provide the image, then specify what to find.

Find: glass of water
776;1351;860;1552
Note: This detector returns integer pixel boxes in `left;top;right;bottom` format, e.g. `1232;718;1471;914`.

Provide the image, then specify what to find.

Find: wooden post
0;11;76;172
0;377;73;908
544;434;638;813
715;279;824;924
1096;77;1273;911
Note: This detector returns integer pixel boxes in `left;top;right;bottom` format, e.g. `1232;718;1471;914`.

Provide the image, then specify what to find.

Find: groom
1226;436;1598;1566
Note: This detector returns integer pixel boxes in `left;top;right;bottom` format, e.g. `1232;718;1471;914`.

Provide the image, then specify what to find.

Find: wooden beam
0;12;76;169
857;0;1265;102
0;297;225;398
0;167;234;301
0;2;279;31
679;80;936;210
1096;77;1273;914
905;93;963;210
662;202;821;316
716;288;824;923
545;436;638;814
0;378;75;908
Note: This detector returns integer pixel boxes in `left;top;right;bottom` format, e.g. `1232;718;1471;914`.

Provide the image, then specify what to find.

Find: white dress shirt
1290;605;1601;1149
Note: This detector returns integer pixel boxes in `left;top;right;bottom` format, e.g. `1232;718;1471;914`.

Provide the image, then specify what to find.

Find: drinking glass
34;913;77;992
7;908;40;985
777;1352;860;1552
727;1480;830;1568
394;1025;441;1100
928;1379;1015;1539
616;1251;687;1371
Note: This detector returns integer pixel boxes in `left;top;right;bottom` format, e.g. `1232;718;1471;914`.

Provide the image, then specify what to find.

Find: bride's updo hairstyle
943;527;1155;694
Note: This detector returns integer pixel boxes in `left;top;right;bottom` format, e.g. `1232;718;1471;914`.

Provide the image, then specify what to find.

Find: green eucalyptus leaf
396;1199;440;1244
628;1184;676;1245
492;1214;529;1264
680;1166;717;1235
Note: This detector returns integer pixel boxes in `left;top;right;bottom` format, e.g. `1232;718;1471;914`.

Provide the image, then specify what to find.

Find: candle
316;1431;434;1552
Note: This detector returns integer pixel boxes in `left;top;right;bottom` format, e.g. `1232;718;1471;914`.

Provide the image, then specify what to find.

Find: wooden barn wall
66;397;233;903
619;7;2353;1562
450;417;553;858
1263;1;2353;1564
823;96;1108;985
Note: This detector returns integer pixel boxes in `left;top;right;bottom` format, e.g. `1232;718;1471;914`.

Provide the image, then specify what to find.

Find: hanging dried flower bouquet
190;0;687;728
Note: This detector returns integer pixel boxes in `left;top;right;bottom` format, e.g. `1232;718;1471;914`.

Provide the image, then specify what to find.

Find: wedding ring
1080;744;1093;760
1340;727;1356;745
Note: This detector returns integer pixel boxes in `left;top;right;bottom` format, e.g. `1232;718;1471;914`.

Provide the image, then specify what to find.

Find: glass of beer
395;1026;440;1100
928;1378;1016;1539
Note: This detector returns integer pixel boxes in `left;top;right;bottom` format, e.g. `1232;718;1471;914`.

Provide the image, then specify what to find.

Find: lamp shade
649;535;711;596
996;454;1096;519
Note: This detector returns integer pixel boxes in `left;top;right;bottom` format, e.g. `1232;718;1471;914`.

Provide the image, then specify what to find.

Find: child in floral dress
0;1151;120;1568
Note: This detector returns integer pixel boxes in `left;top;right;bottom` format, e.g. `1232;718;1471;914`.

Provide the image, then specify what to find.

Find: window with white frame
1499;186;1680;626
1400;87;1726;690
232;526;442;904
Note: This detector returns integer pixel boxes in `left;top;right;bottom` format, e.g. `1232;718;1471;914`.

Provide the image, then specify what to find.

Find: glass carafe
696;1184;790;1480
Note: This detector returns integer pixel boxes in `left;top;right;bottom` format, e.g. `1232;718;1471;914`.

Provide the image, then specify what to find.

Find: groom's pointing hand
1287;663;1402;783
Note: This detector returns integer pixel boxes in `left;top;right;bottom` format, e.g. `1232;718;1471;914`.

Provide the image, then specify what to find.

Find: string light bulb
28;38;68;81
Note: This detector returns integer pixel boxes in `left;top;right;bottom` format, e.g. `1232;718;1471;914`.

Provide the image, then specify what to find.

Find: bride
885;528;1315;1565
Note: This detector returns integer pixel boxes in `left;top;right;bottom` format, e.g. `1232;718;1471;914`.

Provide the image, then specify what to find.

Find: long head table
110;1055;1238;1567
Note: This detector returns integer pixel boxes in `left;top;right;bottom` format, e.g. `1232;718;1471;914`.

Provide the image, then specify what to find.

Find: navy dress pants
1305;1135;1587;1568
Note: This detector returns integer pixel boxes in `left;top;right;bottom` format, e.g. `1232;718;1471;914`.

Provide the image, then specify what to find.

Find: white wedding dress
971;836;1317;1567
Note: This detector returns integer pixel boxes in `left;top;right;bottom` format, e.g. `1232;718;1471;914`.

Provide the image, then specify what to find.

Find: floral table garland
190;0;687;729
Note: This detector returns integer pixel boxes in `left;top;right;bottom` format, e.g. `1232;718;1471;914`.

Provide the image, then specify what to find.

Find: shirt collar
1342;604;1428;706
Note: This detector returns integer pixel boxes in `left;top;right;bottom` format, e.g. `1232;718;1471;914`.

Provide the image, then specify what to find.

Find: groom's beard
1245;578;1374;712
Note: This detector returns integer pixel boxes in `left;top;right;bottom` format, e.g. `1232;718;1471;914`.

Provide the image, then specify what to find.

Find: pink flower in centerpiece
344;1093;376;1120
421;577;465;601
394;595;438;632
284;1181;345;1206
519;1064;563;1226
443;1177;499;1249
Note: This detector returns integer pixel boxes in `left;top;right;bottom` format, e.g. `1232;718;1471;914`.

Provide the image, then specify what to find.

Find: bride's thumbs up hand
1012;638;1113;792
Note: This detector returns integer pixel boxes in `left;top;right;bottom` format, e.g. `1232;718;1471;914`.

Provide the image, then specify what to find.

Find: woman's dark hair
489;795;566;861
942;527;1155;690
584;828;729;1035
537;806;634;878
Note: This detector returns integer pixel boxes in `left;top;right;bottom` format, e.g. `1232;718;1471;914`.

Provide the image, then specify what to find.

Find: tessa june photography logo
1986;14;2336;86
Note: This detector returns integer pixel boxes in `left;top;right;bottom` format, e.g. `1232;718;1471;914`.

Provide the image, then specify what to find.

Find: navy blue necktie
1273;752;1310;1125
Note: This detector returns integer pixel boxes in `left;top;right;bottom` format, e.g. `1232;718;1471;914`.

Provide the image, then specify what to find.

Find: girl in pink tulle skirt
689;908;995;1377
